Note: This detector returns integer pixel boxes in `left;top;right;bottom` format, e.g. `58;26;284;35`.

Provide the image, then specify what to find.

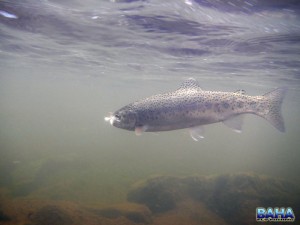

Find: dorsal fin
234;89;246;95
178;78;202;91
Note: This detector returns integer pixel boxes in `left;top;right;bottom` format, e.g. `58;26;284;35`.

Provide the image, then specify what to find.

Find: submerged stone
127;176;182;214
0;210;11;222
128;173;300;225
30;205;73;225
90;203;152;224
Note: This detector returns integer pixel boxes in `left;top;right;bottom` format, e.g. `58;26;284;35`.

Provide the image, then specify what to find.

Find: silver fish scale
130;90;255;131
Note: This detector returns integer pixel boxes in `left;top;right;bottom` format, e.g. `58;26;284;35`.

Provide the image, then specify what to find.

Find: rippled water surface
1;0;300;217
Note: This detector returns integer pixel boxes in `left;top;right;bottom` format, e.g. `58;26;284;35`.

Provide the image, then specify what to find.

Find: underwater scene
1;0;300;224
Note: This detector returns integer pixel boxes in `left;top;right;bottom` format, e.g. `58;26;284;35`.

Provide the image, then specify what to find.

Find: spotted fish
105;78;286;140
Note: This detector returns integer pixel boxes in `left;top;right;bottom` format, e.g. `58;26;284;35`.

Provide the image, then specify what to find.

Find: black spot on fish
222;102;229;109
238;102;244;108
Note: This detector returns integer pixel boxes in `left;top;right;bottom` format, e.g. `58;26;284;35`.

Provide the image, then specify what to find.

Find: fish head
105;106;137;131
113;107;137;130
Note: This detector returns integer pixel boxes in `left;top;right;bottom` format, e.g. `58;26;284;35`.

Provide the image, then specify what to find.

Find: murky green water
1;0;300;224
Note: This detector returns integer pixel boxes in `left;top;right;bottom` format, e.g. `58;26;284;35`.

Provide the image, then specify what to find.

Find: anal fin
223;115;244;133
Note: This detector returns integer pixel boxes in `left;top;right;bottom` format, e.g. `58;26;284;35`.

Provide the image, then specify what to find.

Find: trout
105;78;286;140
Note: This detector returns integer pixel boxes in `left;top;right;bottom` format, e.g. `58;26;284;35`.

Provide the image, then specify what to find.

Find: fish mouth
104;112;120;126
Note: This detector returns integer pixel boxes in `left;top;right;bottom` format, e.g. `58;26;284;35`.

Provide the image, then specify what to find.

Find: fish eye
115;114;121;120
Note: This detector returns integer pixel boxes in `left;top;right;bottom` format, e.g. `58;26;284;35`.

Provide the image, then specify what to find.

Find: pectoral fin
189;126;205;141
135;125;148;136
223;115;244;133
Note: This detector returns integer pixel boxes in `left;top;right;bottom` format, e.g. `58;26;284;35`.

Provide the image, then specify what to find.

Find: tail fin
258;88;287;132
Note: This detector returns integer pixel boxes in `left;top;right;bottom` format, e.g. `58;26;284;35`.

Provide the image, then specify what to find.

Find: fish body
105;78;286;140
